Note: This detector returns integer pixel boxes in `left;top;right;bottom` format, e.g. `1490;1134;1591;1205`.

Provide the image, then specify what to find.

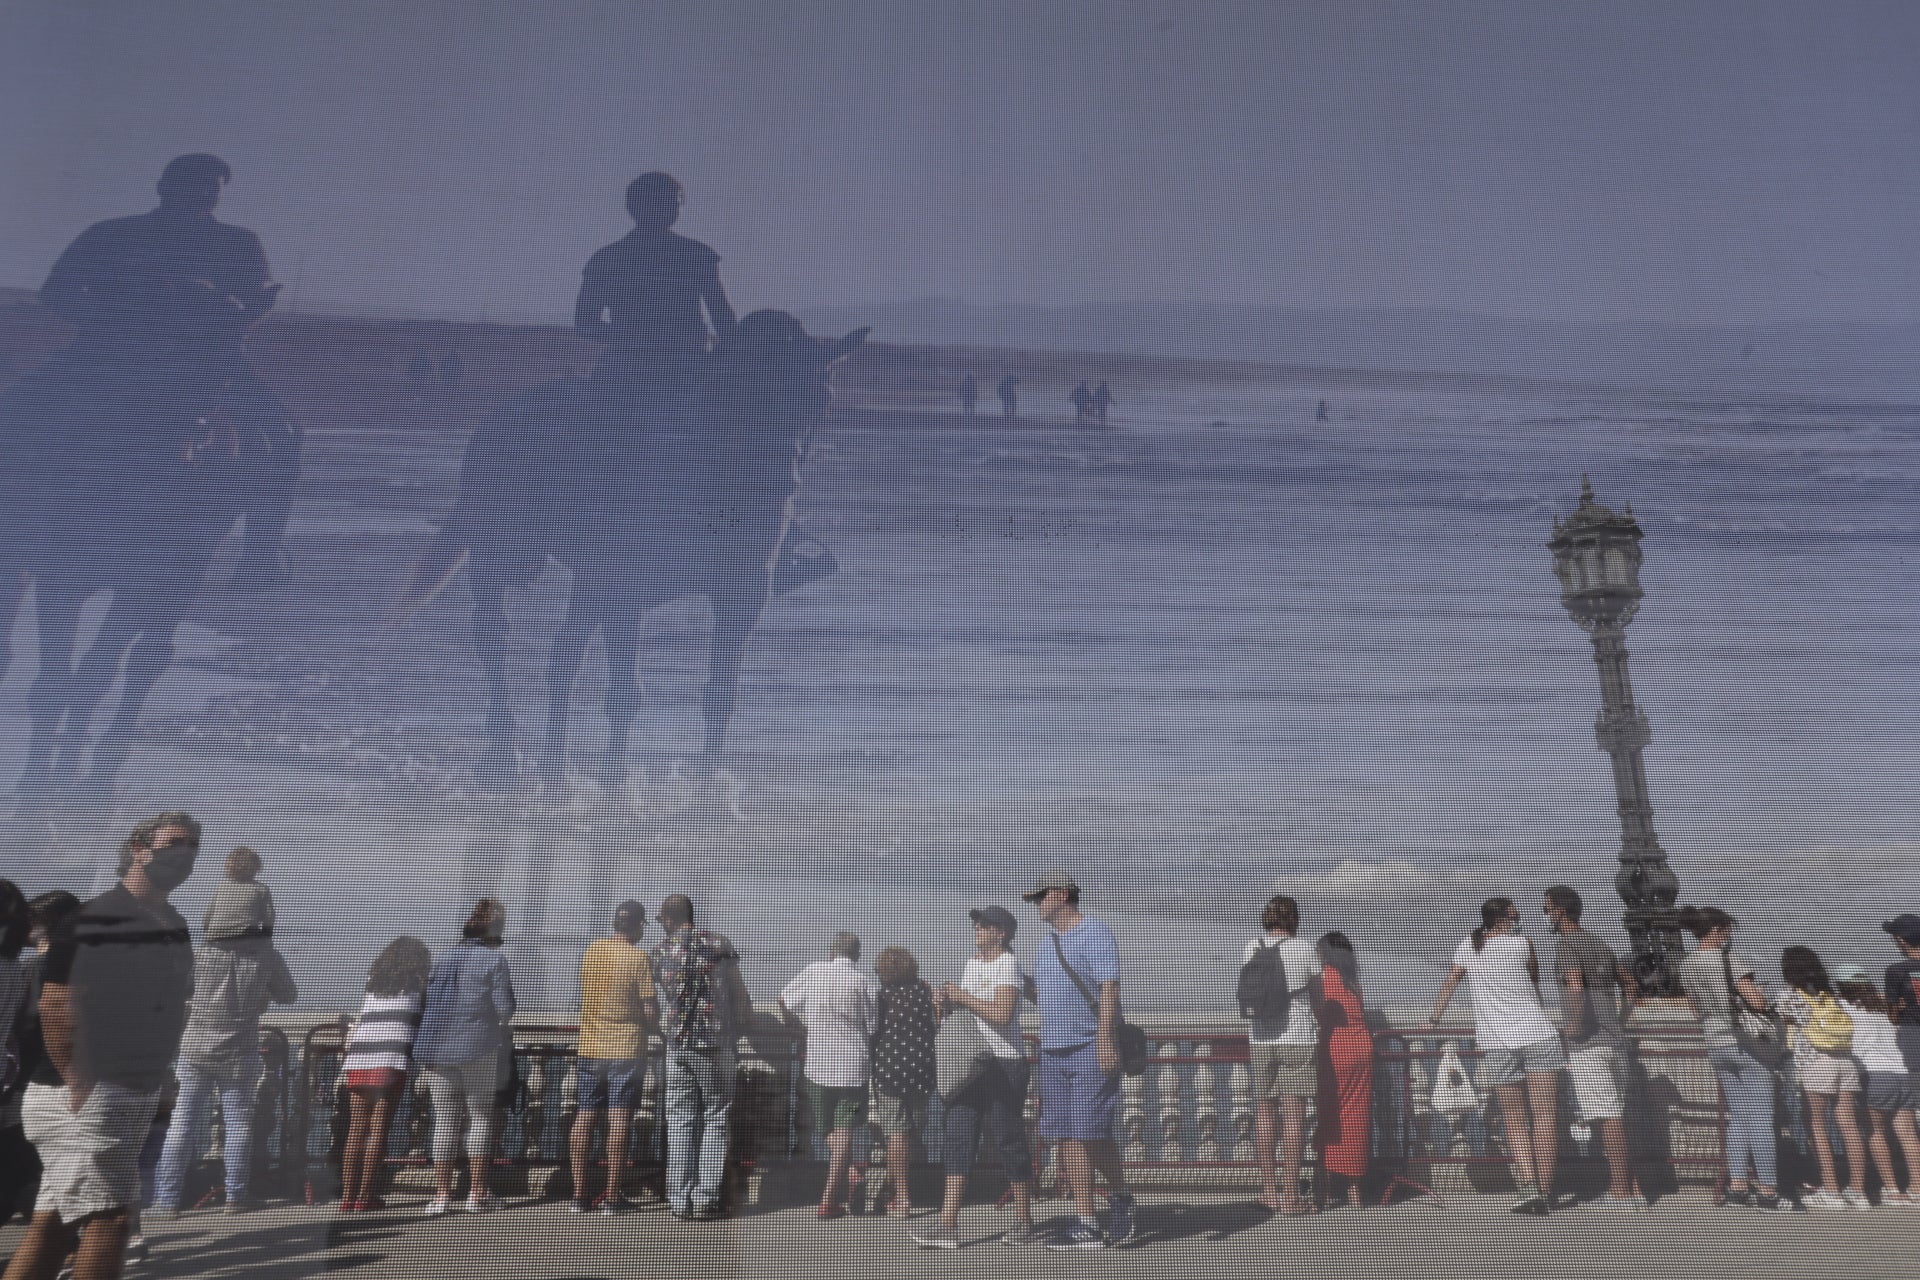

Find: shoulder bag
1051;933;1149;1077
1722;949;1785;1068
934;1008;995;1101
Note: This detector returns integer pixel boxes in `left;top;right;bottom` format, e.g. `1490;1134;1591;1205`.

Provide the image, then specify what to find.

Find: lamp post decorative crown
1549;477;1684;996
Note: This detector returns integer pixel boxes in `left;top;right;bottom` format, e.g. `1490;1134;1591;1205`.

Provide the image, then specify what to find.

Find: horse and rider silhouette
0;154;301;799
0;162;863;797
400;173;865;784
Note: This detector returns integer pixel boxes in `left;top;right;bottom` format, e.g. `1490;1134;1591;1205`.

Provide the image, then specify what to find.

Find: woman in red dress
1313;931;1373;1207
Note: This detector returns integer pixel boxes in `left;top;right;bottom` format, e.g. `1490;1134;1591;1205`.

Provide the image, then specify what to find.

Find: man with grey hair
5;813;198;1280
779;931;879;1219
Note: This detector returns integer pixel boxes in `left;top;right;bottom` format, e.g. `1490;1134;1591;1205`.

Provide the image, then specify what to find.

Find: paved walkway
8;1192;1920;1279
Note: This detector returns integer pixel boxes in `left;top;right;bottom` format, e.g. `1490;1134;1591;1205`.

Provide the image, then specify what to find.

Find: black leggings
942;1057;1032;1181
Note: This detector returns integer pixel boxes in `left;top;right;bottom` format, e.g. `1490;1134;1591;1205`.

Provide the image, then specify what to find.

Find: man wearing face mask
4;813;199;1280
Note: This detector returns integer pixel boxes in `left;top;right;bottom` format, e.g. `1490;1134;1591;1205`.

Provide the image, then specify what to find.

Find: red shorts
344;1068;406;1094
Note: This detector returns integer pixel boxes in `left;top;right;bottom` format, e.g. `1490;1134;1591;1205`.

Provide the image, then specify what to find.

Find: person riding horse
574;172;736;432
32;153;301;586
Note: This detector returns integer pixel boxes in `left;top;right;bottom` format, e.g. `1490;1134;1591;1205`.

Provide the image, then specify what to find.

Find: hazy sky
5;1;1920;324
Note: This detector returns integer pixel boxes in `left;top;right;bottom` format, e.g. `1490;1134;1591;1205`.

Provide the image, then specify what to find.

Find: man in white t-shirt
778;931;879;1219
1238;894;1322;1215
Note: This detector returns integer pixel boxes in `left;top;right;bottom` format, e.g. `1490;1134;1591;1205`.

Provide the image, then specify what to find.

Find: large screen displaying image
4;4;1919;1277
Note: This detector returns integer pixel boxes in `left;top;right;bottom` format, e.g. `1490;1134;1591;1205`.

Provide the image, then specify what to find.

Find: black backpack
1236;941;1293;1023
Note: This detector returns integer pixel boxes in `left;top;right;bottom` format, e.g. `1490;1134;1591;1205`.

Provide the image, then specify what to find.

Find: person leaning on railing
567;901;659;1217
337;937;431;1213
1674;905;1790;1212
413;899;516;1217
1426;897;1564;1217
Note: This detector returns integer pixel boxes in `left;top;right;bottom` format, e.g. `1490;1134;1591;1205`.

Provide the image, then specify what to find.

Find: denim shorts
577;1057;645;1110
1482;1037;1566;1086
1863;1070;1917;1113
1036;1041;1120;1142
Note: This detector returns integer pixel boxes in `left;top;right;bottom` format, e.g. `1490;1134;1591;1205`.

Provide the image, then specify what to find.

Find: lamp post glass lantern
1549;477;1684;995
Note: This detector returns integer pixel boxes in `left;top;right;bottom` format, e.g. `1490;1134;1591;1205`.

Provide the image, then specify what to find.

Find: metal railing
278;1020;1725;1203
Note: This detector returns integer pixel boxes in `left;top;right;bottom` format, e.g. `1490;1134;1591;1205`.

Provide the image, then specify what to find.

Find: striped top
343;991;425;1073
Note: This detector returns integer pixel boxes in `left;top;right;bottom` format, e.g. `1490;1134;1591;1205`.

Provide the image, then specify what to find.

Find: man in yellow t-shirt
569;901;659;1213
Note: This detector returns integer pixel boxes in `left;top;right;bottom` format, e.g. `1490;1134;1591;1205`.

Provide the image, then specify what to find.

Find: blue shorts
577;1057;644;1111
1036;1042;1120;1142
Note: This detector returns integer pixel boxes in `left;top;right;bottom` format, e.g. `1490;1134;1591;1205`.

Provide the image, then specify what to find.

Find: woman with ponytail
1425;898;1564;1215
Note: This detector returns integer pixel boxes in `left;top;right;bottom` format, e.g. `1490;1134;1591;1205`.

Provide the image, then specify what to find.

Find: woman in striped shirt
339;937;431;1212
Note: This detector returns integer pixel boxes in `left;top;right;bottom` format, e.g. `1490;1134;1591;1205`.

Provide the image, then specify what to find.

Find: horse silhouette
0;357;261;799
397;310;866;783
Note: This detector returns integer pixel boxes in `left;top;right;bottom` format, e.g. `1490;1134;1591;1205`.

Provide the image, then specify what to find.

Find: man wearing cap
1884;914;1920;1073
568;901;659;1214
1025;871;1137;1250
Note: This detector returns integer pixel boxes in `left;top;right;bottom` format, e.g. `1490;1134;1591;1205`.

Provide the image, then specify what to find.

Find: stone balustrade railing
164;1002;1729;1205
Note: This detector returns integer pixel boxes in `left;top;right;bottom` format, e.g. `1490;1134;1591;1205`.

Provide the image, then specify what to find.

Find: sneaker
1047;1219;1108;1251
337;1199;362;1214
911;1221;960;1250
1842;1189;1873;1210
1883;1192;1920;1208
691;1202;728;1221
425;1196;454;1218
1722;1186;1752;1208
1753;1192;1795;1212
569;1197;592;1214
1509;1193;1550;1217
1107;1192;1137;1245
464;1194;502;1214
124;1234;149;1266
1803;1190;1849;1210
1000;1223;1041;1247
816;1203;848;1221
599;1196;632;1216
670;1205;694;1221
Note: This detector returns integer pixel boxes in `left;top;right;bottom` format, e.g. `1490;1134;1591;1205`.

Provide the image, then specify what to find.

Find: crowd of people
6;814;1920;1277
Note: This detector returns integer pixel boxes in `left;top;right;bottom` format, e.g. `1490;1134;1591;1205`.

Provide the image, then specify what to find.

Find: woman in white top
911;905;1036;1249
1834;965;1920;1207
1426;897;1564;1216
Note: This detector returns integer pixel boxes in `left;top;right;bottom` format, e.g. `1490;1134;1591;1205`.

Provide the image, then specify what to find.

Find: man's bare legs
2;1207;128;1280
820;1125;855;1210
1060;1137;1129;1221
1253;1096;1311;1211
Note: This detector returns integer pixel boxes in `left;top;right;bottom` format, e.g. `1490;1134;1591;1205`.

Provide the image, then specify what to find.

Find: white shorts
21;1081;161;1222
1565;1043;1627;1121
1797;1052;1862;1097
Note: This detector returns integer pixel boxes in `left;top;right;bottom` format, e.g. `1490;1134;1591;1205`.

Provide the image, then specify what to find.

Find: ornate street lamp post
1549;477;1684;995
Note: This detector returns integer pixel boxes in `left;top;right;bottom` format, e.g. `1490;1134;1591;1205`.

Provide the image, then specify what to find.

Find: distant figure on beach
957;374;978;417
1092;381;1113;426
575;172;736;429
1069;381;1092;425
1315;400;1329;423
996;374;1019;419
34;153;302;586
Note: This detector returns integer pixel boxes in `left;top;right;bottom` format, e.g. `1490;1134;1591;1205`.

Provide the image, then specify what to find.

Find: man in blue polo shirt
1025;870;1137;1250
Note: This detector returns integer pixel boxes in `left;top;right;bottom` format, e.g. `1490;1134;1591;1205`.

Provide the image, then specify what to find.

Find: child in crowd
1774;946;1869;1209
339;937;433;1212
204;846;275;940
1834;964;1920;1207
